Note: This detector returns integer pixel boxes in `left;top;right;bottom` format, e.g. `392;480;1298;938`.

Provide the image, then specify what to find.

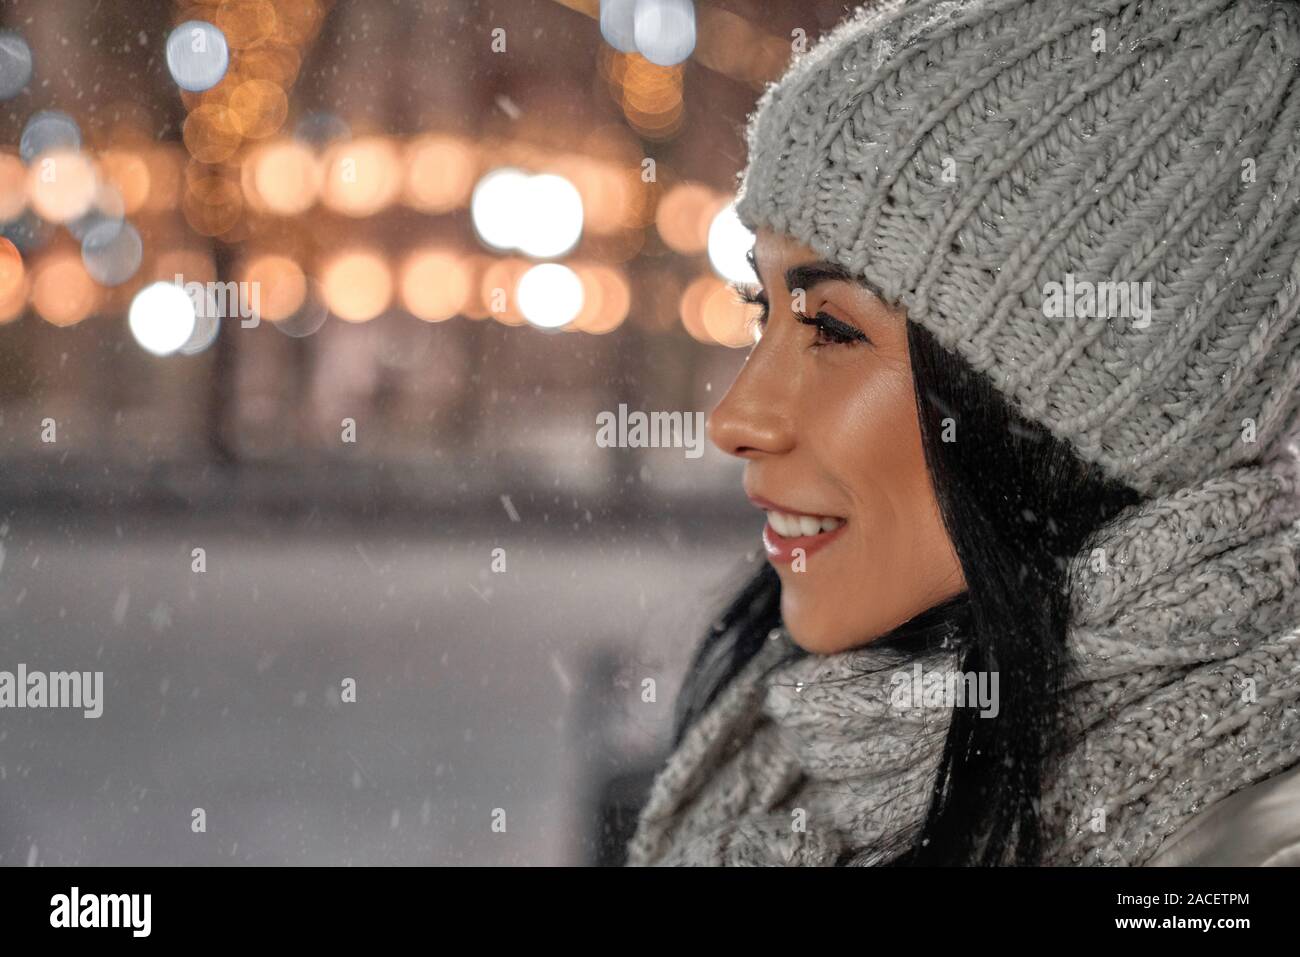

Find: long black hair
669;318;1142;866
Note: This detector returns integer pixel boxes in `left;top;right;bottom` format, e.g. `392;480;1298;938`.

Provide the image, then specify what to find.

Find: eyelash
730;283;869;348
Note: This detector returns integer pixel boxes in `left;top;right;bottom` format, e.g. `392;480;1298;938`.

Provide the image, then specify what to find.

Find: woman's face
708;230;966;654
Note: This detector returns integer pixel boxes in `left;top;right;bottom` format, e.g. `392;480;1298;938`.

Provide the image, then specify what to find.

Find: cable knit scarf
626;460;1300;866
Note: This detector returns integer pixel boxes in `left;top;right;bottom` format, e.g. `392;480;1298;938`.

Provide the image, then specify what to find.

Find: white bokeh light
472;169;584;259
129;282;197;356
165;21;230;93
517;174;584;258
707;202;757;284
471;167;530;251
599;0;637;53
517;263;584;329
633;0;696;67
0;30;34;101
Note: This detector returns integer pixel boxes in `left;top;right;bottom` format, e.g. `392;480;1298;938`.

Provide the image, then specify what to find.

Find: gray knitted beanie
734;0;1300;495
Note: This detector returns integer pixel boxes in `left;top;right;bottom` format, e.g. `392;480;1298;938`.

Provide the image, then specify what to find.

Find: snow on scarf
626;460;1300;866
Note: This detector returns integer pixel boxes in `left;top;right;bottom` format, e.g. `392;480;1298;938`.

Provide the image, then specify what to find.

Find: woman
626;0;1300;866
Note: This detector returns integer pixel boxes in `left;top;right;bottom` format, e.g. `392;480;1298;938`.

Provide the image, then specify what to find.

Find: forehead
752;229;821;281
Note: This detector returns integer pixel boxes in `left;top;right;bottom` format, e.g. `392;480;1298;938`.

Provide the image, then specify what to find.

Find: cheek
816;367;925;515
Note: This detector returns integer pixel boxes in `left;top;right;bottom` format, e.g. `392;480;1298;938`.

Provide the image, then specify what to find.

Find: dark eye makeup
730;282;871;348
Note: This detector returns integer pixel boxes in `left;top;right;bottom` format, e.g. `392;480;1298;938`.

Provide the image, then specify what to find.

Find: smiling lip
747;495;848;565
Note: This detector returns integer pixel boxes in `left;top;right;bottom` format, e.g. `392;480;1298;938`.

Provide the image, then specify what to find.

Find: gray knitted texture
627;462;1300;866
733;0;1300;496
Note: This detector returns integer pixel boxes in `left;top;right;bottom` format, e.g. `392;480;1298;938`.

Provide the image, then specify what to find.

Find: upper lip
746;492;844;520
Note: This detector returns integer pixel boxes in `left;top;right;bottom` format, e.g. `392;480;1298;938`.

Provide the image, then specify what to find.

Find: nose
707;334;797;460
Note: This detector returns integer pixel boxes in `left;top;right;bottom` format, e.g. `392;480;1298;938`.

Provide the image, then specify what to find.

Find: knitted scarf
626;460;1300;866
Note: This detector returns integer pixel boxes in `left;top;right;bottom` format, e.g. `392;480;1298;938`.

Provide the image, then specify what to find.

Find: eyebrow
745;248;887;303
785;261;853;294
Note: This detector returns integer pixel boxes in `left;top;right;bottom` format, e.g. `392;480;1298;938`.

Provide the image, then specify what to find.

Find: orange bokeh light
229;79;288;140
26;150;98;223
0;151;27;221
31;251;100;327
97;149;152;215
679;275;716;344
248;138;320;215
480;258;529;326
701;277;756;347
213;0;278;50
241;253;307;321
183;104;243;164
656;182;721;254
572;264;630;335
321;136;402;217
183;173;244;237
404;135;477;214
399;248;470;322
0;238;25;323
320;249;392;322
141;145;184;213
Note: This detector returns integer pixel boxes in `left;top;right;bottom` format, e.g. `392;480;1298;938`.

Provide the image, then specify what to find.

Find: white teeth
765;509;844;538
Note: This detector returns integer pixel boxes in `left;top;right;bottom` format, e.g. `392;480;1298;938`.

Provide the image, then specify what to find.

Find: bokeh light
0;30;33;100
470;167;528;251
701;275;756;347
519;174;584;259
707;202;757;284
241;253;306;321
214;1;277;50
165;21;230;92
404;135;477;214
471;168;584;258
480;257;529;325
128;281;197;355
399;248;470;322
80;220;142;286
20;110;81;163
517;262;583;330
0;149;28;220
571;263;630;334
228;79;288;139
183;104;242;163
0;237;24;321
182;173;243;236
248;138;320;215
141;145;184;214
26;149;98;223
321;249;392;322
179;299;221;355
272;278;329;338
31;250;100;326
96;150;151;215
656;182;722;254
321;136;403;217
634;0;697;67
600;0;637;53
679;274;715;343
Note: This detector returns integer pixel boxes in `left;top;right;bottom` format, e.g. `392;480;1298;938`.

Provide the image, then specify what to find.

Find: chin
780;589;871;655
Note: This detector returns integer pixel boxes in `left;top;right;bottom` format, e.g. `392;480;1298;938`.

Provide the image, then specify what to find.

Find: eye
731;282;769;337
795;309;870;347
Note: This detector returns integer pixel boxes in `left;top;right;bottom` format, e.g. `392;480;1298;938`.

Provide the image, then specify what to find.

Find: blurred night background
0;0;851;865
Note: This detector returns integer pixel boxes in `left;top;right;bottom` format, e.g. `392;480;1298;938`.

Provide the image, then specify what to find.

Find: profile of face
707;230;967;654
